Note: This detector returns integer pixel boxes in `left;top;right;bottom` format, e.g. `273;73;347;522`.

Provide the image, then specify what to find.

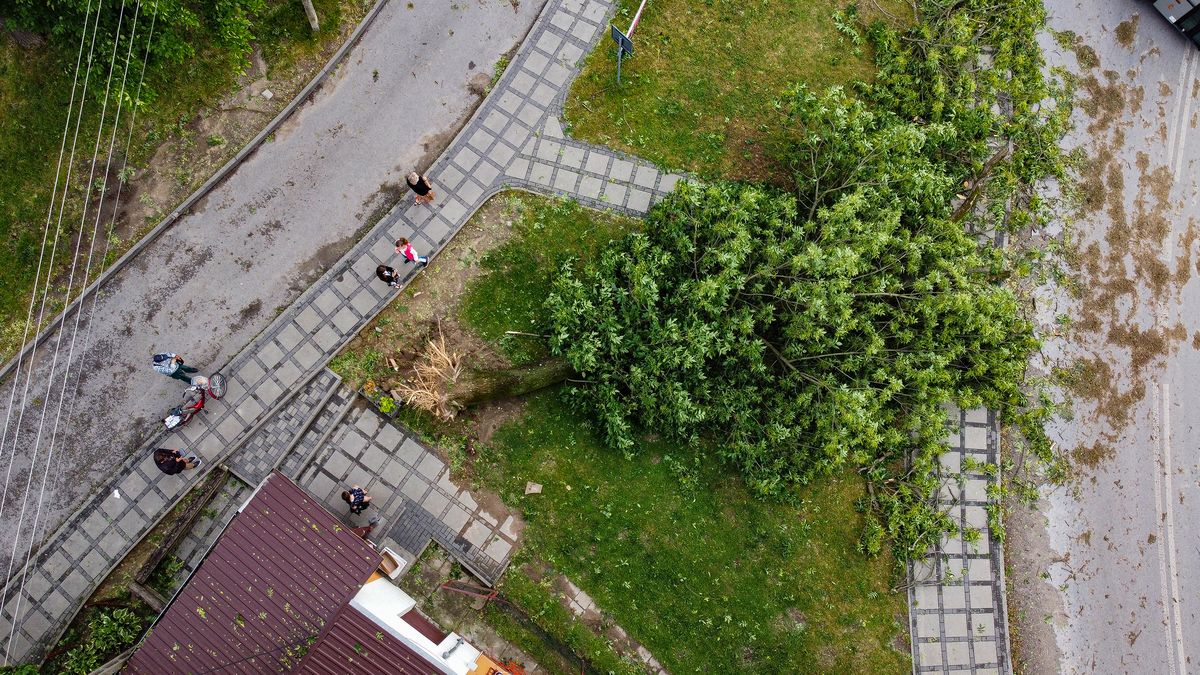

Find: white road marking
1172;50;1197;176
1166;52;1191;159
1152;384;1177;675
1162;384;1188;675
1153;41;1196;675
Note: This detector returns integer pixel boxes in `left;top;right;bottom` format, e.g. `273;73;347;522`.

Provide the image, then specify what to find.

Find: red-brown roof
125;472;381;674
297;605;442;674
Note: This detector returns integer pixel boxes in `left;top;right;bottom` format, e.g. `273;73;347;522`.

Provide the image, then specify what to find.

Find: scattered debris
523;482;542;495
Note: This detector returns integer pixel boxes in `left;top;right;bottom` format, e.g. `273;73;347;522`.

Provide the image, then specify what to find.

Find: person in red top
394;237;429;266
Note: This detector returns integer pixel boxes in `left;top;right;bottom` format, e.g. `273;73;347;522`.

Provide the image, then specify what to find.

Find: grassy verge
564;0;908;182
333;192;909;672
0;0;368;358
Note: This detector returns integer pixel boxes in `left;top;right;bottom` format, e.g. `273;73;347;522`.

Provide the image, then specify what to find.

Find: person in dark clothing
406;171;435;205
376;264;402;288
341;485;372;515
153;448;201;475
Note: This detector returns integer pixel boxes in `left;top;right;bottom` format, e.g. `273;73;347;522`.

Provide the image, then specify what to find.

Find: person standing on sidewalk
376;264;403;288
406;171;435;205
152;448;202;475
394;238;429;266
341;485;372;515
152;352;199;384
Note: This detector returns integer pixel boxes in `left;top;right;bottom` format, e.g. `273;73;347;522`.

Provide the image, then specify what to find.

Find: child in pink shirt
394;237;429;266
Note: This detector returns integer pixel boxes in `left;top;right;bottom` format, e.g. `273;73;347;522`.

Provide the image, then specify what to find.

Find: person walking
376;264;403;288
394;238;429;266
406;171;435;205
153;352;199;384
341;485;372;515
152;448;202;475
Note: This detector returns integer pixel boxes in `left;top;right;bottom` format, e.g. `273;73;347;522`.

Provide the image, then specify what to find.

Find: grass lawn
481;393;908;672
0;0;364;355
335;192;909;672
564;0;909;182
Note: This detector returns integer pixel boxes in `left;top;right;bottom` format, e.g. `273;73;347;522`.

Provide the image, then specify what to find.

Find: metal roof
125;472;381;674
296;605;442;674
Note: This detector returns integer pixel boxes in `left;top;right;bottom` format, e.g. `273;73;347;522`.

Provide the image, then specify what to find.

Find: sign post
611;0;649;84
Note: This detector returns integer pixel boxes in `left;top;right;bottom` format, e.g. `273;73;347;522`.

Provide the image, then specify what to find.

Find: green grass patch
479;393;909;672
459;195;636;366
486;569;639;674
564;0;909;182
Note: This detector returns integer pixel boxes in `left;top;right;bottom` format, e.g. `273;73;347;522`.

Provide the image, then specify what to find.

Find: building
124;471;508;674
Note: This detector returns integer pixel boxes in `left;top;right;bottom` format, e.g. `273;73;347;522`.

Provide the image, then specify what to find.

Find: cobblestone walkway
0;0;679;662
292;402;521;585
909;407;1012;674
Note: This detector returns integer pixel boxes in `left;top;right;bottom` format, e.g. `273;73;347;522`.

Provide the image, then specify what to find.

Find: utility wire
0;0;125;663
0;0;108;582
8;1;147;665
39;0;162;558
0;0;100;557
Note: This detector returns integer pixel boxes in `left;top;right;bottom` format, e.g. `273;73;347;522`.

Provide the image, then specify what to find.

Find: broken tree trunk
446;358;576;409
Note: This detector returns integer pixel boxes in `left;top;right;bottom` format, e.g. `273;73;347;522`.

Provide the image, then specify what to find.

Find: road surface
1010;2;1200;672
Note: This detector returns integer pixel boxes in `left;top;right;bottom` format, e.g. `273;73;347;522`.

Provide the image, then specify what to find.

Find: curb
0;0;392;387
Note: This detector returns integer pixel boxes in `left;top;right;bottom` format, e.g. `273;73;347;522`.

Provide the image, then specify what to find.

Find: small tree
546;0;1070;560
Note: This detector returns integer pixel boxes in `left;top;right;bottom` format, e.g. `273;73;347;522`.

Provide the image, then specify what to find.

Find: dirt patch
468;397;527;444
1070;441;1114;470
1054;46;1195;470
1115;15;1139;49
1005;492;1067;675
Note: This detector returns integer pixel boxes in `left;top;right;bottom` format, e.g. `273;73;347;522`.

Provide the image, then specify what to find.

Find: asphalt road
1013;1;1200;672
0;0;542;579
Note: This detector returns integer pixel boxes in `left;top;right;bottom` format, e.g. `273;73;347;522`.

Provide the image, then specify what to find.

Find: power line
39;0;162;557
0;0;108;577
0;0;100;556
8;1;149;665
0;0;126;664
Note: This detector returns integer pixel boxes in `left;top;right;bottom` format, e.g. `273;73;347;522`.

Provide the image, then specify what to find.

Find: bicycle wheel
209;372;227;399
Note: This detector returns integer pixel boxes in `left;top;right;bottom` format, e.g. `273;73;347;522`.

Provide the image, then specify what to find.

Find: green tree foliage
7;0;267;99
547;0;1068;559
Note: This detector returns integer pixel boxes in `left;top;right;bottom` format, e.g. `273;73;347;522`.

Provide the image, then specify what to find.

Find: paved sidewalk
909;407;1011;674
0;0;1013;668
0;0;682;663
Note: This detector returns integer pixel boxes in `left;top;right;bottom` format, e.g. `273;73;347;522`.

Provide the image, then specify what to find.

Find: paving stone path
162;370;519;596
908;406;1012;674
291;400;521;585
0;0;1014;667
